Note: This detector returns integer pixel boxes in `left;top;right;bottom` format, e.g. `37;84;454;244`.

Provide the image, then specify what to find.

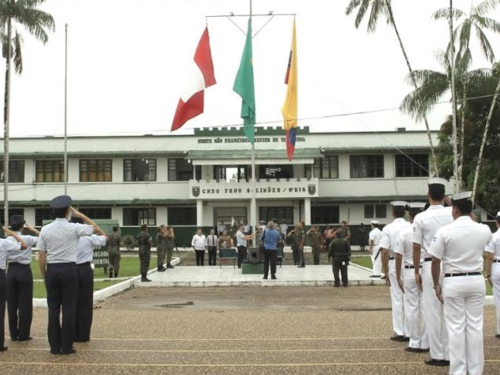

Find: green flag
233;18;255;144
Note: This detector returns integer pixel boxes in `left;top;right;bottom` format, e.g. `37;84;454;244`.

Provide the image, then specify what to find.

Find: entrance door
214;207;248;233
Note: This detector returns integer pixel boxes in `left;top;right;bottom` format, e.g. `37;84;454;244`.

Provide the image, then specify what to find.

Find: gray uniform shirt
37;218;94;263
7;233;38;265
0;239;21;270
77;235;107;264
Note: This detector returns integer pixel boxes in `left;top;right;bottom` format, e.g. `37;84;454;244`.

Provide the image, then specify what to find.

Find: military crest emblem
308;184;316;196
192;186;200;197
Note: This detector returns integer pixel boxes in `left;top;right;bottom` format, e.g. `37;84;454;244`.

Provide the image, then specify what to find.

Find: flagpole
64;23;68;195
249;0;257;247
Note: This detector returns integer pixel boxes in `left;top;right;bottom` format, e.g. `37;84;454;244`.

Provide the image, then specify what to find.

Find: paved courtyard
1;286;499;375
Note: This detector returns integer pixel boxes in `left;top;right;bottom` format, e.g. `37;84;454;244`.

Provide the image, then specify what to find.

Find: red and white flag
171;27;216;131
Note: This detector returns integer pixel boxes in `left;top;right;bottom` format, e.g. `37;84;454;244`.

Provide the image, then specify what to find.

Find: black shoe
297;265;305;268
10;337;18;342
74;338;89;343
141;278;152;282
370;275;381;278
0;347;8;352
405;347;427;353
60;348;77;355
17;337;33;342
263;276;268;280
271;275;277;280
343;283;348;287
496;334;500;339
109;271;113;278
424;358;450;366
390;335;406;342
114;273;118;278
334;284;340;288
157;267;166;272
167;264;175;269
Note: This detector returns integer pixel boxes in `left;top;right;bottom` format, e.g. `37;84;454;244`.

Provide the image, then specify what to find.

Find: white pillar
304;198;311;225
196;200;203;227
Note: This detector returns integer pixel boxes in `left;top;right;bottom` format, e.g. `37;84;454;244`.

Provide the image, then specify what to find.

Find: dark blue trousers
0;269;6;349
7;263;33;340
75;263;94;342
45;263;78;354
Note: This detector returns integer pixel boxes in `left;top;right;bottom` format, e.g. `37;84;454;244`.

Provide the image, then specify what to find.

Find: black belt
47;262;76;266
424;258;432;262
444;272;481;278
77;262;92;266
389;257;395;260
404;265;421;269
8;262;30;267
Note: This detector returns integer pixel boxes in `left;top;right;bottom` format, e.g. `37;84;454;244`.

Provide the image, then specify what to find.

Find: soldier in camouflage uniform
307;226;324;265
287;221;305;267
156;226;167;272
107;226;122;278
137;224;152;282
165;226;175;269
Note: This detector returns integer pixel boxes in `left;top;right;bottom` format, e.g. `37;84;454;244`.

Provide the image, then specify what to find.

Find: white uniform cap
407;202;426;209
451;191;472;202
428;177;448;186
371;220;379;225
390;201;407;207
497;212;500;218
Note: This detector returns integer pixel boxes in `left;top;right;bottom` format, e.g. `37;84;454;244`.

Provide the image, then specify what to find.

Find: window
79;208;112;220
258;165;293;179
259;207;293;224
311;205;340;224
313;156;339;179
35;208;53;226
0;160;25;183
169;159;200;181
214;166;250;182
364;204;387;219
350;155;384;178
0;209;24;225
124;159;156;181
168;207;196;225
35;160;65;182
123;208;156;226
80;160;112;182
395;154;429;177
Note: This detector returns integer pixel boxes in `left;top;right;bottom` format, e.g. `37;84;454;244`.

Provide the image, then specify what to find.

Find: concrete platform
134;263;386;288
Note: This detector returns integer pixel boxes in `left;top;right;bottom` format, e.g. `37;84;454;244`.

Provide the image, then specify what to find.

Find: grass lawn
30;256;158;279
33;280;123;299
350;256;493;296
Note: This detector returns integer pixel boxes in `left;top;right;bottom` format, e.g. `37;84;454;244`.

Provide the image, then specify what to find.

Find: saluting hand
69;206;82;218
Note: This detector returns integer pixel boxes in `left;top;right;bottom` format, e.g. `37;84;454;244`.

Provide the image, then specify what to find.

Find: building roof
187;148;323;160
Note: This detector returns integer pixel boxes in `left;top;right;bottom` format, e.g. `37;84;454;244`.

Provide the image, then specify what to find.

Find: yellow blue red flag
281;19;297;161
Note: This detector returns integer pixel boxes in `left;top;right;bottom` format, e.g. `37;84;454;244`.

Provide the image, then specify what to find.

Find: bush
122;235;137;250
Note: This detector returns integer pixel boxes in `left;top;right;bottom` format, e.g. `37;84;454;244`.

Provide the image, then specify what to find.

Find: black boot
109;269;113;278
166;264;175;269
157;266;166;272
114;273;118;278
141;273;151;282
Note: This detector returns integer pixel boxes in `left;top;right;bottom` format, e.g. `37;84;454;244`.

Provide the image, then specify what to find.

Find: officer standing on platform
306;226;323;265
288;221;305;267
380;201;411;342
395;203;428;353
37;196;96;355
485;211;500;339
70;217;107;343
6;216;39;342
369;221;382;278
207;229;218;266
412;178;453;367
429;191;492;375
0;227;27;352
107;226;121;278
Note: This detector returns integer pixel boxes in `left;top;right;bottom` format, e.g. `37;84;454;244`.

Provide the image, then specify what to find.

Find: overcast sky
5;0;500;137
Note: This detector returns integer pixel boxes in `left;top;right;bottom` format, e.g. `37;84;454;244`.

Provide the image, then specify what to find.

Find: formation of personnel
377;177;500;375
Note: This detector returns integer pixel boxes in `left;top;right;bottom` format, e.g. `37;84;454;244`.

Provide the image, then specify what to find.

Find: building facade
0;127;451;229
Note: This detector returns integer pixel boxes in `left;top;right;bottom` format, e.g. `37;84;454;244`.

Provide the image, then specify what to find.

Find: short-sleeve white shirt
37;218;94;263
7;233;38;265
412;205;453;258
77;235;107;264
428;216;492;274
236;231;247;247
369;228;382;247
380;218;412;257
0;239;21;270
394;227;420;266
486;228;500;260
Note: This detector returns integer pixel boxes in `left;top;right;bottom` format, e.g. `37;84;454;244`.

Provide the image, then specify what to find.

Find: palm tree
345;0;439;175
0;0;54;225
433;0;500;197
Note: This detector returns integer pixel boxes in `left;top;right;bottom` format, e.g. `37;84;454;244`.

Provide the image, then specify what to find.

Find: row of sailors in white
380;178;496;375
485;213;500;340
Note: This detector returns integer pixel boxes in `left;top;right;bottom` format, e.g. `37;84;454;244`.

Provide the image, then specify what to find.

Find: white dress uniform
395;225;427;350
429;211;492;375
412;204;453;361
380;207;411;338
485;220;500;336
369;223;383;276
